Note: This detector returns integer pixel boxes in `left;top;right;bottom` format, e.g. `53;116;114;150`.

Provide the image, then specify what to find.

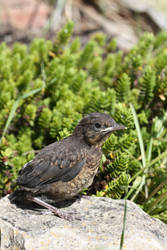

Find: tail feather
9;190;51;210
9;189;31;204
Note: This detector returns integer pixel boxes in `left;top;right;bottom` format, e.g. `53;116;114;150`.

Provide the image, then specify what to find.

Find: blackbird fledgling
11;112;126;220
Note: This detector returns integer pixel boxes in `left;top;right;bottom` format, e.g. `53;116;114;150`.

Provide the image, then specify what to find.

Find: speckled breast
48;147;102;201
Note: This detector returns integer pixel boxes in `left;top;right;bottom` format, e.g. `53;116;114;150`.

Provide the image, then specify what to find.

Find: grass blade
129;104;146;200
21;87;43;99
119;199;127;250
148;191;167;214
125;149;167;191
0;64;47;143
0;98;21;143
0;84;45;144
130;103;146;167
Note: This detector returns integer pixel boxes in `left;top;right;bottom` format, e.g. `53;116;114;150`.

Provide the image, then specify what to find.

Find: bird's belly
45;156;101;201
48;169;96;201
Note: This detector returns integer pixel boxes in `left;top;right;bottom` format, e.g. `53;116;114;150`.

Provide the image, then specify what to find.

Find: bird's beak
114;124;127;131
101;124;126;133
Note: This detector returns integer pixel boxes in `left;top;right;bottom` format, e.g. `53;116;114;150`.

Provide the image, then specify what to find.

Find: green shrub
0;22;167;223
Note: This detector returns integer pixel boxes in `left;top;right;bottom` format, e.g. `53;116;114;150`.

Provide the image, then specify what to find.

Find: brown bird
11;112;126;220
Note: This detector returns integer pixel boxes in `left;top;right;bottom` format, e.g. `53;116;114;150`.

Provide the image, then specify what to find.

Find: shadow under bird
11;112;126;220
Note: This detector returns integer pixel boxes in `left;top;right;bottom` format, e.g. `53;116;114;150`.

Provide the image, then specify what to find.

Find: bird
10;112;126;220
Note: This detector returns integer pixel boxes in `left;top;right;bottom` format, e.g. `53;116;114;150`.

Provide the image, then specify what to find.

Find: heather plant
0;21;167;223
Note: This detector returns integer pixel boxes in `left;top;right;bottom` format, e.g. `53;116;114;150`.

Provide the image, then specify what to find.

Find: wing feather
17;137;86;188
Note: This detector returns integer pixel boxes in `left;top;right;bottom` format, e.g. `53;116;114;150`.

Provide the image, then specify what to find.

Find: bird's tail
9;189;30;205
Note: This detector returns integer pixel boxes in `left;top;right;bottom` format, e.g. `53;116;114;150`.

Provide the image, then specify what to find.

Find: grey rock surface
0;195;167;250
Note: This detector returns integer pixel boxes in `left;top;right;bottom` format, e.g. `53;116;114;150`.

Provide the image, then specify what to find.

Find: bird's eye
95;123;101;129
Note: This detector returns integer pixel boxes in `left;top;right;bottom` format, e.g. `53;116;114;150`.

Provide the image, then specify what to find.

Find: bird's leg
29;196;76;221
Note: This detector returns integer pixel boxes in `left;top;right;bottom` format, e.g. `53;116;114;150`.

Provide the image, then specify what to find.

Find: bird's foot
41;209;81;221
29;196;81;221
54;210;81;221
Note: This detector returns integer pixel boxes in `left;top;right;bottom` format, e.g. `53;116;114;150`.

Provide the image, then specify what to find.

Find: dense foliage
0;21;167;222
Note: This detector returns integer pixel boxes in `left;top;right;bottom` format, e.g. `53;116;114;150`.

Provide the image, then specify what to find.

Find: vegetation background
0;0;167;224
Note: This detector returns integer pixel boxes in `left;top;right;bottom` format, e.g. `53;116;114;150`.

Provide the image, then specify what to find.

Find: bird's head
73;112;126;146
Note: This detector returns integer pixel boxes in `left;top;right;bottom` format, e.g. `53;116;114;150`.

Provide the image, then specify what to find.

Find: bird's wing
17;139;86;188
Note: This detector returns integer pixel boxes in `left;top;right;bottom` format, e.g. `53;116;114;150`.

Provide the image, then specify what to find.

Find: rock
0;195;167;250
122;0;167;31
0;0;51;31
